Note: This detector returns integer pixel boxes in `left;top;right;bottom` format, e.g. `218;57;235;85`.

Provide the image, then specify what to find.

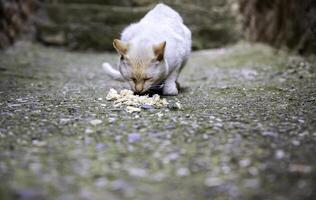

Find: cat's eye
152;60;160;65
144;77;152;81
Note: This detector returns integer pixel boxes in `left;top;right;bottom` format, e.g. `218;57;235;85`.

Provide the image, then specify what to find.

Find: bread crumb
156;112;164;118
176;102;182;109
106;88;169;113
126;106;141;113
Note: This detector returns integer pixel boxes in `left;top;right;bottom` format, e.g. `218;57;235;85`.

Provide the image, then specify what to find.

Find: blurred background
0;0;315;53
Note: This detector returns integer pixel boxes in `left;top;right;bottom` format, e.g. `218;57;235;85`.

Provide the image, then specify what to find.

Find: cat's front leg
163;80;178;96
163;69;179;96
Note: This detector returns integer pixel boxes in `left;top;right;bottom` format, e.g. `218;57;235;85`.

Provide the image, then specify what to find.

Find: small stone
7;103;22;107
16;98;28;103
95;143;106;151
168;102;180;110
275;150;285;159
32;140;47;147
151;172;166;181
204;177;224;187
261;131;277;137
214;122;223;128
221;165;231;174
95;178;108;188
141;104;153;110
126;106;141;113
288;164;312;173
60;118;71;124
176;168;190;177
128;133;141;143
243;179;260;188
90;119;103;126
85;127;93;134
115;135;122;143
248;167;259;176
292;140;300;146
108;117;116;123
111;179;130;191
128;168;147;177
175;102;182;109
239;159;251;167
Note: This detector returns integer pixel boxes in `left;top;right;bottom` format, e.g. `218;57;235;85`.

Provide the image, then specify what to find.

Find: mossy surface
0;41;315;200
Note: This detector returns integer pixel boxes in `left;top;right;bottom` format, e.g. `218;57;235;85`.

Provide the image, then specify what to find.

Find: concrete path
0;41;315;200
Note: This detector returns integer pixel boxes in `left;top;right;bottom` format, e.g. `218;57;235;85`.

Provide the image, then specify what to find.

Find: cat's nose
134;89;143;94
135;84;143;93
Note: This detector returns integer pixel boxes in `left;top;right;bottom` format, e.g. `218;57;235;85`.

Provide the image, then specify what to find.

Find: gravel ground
0;41;315;200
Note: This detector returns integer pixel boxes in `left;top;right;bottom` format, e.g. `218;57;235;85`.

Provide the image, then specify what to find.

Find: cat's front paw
163;83;178;96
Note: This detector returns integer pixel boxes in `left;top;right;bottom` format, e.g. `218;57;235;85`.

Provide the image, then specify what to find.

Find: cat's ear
113;39;129;55
153;41;166;61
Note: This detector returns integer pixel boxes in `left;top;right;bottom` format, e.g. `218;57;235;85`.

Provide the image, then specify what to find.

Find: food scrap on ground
106;88;174;113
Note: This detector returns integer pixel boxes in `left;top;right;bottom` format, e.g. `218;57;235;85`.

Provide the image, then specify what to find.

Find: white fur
103;3;191;95
102;62;125;81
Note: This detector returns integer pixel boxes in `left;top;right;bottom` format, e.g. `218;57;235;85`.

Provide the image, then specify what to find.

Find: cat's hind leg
102;62;125;81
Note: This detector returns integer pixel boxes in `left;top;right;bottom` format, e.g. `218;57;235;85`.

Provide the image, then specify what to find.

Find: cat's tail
102;62;125;81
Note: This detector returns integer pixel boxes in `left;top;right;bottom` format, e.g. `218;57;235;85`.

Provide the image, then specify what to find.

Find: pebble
128;168;147;177
95;143;106;151
156;112;164;118
292;140;300;146
84;127;93;134
111;179;130;191
239;159;251;167
168;102;181;110
108;117;116;123
248;167;259;176
151;172;166;181
126;106;141;113
89;119;102;126
288;164;312;173
32;140;47;147
204;177;224;187
141;104;153;110
275;150;285;159
128;133;141;143
244;178;260;188
94;178;108;188
60;118;71;124
261;131;277;137
176;168;190;177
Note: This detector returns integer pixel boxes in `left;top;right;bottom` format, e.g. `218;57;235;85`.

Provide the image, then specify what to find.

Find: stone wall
35;0;240;51
239;0;316;54
0;0;37;49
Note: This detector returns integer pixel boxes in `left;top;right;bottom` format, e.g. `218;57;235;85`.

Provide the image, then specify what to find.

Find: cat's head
113;39;166;94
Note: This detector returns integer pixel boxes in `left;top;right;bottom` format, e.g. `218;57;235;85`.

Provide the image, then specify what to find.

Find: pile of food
106;88;170;113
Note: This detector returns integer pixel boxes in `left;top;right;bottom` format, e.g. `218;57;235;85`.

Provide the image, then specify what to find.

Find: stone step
44;4;149;25
36;2;239;50
47;0;230;7
37;22;125;50
47;0;150;6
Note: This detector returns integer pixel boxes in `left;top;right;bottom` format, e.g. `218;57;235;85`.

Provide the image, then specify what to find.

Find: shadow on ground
0;41;315;200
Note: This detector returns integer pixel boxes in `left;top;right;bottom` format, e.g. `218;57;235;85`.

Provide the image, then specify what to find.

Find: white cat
103;3;191;95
